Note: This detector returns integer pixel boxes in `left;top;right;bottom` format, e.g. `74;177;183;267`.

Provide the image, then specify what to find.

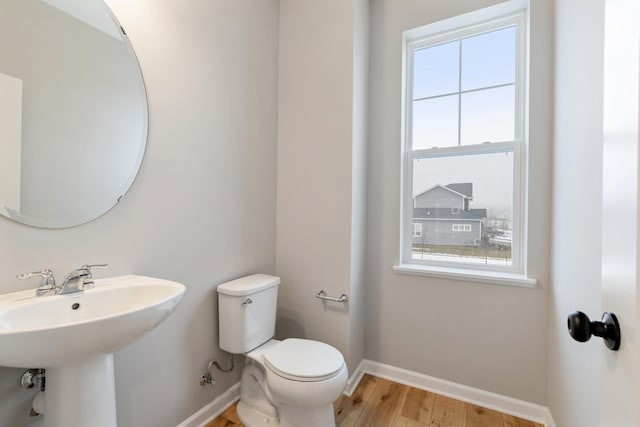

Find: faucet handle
17;269;55;285
17;269;56;295
79;264;108;288
82;264;108;272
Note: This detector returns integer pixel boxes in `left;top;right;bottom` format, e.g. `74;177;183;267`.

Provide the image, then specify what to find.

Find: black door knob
567;311;621;351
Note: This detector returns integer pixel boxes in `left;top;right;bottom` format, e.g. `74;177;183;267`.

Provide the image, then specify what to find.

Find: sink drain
71;303;80;310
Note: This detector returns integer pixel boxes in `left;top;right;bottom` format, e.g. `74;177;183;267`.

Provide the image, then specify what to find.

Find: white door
601;0;639;425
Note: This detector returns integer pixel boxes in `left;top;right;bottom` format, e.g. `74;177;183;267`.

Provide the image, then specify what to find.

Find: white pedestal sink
0;275;185;427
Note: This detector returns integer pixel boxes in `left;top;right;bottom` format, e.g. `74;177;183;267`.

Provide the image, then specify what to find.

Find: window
452;224;472;232
401;10;526;274
412;223;423;237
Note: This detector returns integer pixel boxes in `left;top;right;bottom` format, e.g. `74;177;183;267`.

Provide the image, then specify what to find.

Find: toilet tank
217;274;280;354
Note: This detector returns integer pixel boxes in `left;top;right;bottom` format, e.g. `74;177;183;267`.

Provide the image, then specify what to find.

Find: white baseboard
177;382;240;427
542;407;558;427
179;360;557;427
343;358;368;397
345;359;556;427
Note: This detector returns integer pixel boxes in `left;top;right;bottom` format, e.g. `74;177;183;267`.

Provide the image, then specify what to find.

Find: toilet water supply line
199;355;275;417
20;369;46;418
200;354;234;386
200;361;216;386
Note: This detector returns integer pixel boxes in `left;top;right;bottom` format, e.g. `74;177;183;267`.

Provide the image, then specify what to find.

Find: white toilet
217;274;348;427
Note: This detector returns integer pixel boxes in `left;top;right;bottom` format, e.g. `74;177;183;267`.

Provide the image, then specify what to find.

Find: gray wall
275;0;368;374
548;0;604;425
0;0;279;425
365;0;553;404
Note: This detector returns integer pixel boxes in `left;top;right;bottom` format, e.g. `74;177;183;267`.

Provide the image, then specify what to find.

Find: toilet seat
263;338;344;382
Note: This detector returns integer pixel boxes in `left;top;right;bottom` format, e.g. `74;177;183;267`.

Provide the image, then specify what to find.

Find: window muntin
402;13;525;273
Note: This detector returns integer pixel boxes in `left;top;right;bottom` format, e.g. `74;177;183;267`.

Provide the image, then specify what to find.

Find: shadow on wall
275;309;307;340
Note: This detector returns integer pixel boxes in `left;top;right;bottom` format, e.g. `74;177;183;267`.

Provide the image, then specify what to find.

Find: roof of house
413;207;487;220
445;183;473;198
414;183;474;201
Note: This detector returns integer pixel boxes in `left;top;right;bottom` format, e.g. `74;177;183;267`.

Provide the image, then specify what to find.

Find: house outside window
401;9;527;274
412;223;422;237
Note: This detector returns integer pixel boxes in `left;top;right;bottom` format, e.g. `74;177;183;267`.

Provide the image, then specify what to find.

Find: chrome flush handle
242;298;253;306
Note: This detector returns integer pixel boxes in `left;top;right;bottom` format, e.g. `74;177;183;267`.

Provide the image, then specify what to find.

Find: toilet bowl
237;338;347;427
216;274;348;427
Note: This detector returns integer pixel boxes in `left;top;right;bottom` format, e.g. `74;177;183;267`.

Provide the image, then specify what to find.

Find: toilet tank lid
217;274;280;296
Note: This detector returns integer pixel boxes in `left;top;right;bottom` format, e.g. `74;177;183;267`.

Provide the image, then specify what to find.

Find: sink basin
0;274;185;368
0;274;185;427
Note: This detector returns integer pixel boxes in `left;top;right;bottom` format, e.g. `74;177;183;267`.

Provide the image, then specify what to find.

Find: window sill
392;264;537;288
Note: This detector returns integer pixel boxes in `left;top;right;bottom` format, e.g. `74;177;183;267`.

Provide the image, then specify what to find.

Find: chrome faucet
17;264;108;296
58;264;108;294
16;269;57;296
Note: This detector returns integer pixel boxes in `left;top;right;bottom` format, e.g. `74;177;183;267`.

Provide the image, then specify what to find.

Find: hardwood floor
207;402;244;427
206;374;544;427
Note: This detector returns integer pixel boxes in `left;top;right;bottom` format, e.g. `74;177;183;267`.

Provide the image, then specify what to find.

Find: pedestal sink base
44;354;117;427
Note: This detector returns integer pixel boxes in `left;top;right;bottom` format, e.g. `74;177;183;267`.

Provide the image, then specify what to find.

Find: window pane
413;40;459;99
461;26;516;91
460;85;515;145
411;151;514;266
412;95;458;149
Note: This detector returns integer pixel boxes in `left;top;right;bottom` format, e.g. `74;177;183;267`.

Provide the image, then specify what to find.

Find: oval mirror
0;0;148;228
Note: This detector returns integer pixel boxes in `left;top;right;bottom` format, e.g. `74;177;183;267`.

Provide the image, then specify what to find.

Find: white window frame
396;5;533;285
452;224;472;232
